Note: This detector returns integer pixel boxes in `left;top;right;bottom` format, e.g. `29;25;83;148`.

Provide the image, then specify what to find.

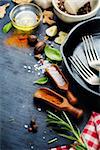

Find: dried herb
44;45;62;61
3;22;12;33
48;138;58;144
47;111;89;150
34;76;48;85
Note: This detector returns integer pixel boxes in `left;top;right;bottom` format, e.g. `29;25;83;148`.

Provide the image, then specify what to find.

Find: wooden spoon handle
66;90;78;105
63;104;83;119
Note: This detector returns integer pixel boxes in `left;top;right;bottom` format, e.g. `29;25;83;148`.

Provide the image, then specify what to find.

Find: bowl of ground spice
52;0;100;23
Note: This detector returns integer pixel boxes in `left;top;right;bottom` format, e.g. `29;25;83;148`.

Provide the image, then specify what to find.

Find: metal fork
68;55;100;85
82;35;100;71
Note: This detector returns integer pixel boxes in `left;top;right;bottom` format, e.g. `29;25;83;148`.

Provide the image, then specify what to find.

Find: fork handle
66;90;78;105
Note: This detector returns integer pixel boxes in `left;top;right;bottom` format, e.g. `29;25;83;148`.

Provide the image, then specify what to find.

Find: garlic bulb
64;0;90;15
12;0;32;4
34;0;52;9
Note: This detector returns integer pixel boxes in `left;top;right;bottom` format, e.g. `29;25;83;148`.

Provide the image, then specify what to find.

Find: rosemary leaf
81;135;89;150
59;134;77;141
63;112;85;147
75;144;86;150
47;113;71;130
63;111;76;133
47;120;63;124
47;114;59;120
60;127;72;132
47;111;64;122
76;126;81;136
48;138;58;144
47;111;89;150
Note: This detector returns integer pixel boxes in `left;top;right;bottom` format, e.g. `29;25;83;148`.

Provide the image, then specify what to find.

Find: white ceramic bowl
52;0;100;23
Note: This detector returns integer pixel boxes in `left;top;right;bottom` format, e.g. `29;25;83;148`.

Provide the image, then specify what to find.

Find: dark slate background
0;1;100;150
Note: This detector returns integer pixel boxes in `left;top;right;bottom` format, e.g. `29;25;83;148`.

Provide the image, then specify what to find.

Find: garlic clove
55;36;65;45
64;0;77;14
46;25;57;37
34;0;52;9
59;31;67;37
54;31;67;45
12;0;32;4
0;3;10;18
64;0;90;15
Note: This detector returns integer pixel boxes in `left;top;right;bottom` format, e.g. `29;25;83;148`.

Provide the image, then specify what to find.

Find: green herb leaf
76;126;81;136
44;45;62;61
48;138;58;144
3;22;12;33
34;76;48;85
47;111;89;150
74;144;86;150
59;134;77;141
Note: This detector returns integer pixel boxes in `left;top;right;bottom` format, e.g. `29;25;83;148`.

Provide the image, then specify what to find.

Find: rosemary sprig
48;138;58;144
47;111;89;150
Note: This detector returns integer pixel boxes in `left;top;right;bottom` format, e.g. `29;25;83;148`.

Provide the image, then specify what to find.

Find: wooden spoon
45;64;78;105
34;87;83;119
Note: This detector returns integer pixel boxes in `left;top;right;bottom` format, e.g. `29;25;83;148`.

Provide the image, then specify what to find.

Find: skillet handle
66;90;78;105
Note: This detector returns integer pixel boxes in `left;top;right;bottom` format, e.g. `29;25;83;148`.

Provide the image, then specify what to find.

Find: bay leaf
3;22;12;33
34;76;48;85
44;45;62;61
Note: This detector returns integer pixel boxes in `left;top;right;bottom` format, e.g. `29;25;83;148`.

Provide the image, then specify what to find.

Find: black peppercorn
28;127;33;132
32;124;38;132
34;41;46;55
30;119;36;126
77;2;91;15
28;35;38;46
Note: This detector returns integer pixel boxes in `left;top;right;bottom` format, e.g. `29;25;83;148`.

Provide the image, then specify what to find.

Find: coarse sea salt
37;108;41;111
27;66;31;70
44;131;46;134
29;53;32;56
34;60;51;75
24;65;27;69
28;70;31;73
38;72;41;76
30;145;34;149
48;66;65;86
24;124;28;129
43;136;46;140
34;64;38;67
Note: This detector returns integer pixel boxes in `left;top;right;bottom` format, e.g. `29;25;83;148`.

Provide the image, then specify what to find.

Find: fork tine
87;35;96;60
69;55;92;78
82;36;91;63
88;35;99;60
74;55;95;77
82;36;93;61
68;56;88;81
82;35;99;61
69;56;99;85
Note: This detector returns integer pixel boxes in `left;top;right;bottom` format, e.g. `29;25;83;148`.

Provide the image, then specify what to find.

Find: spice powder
4;33;29;48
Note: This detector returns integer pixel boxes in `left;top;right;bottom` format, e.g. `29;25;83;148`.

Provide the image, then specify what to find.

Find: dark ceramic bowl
61;17;100;97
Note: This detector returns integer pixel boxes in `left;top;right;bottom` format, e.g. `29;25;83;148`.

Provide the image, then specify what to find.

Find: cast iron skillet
61;17;100;97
